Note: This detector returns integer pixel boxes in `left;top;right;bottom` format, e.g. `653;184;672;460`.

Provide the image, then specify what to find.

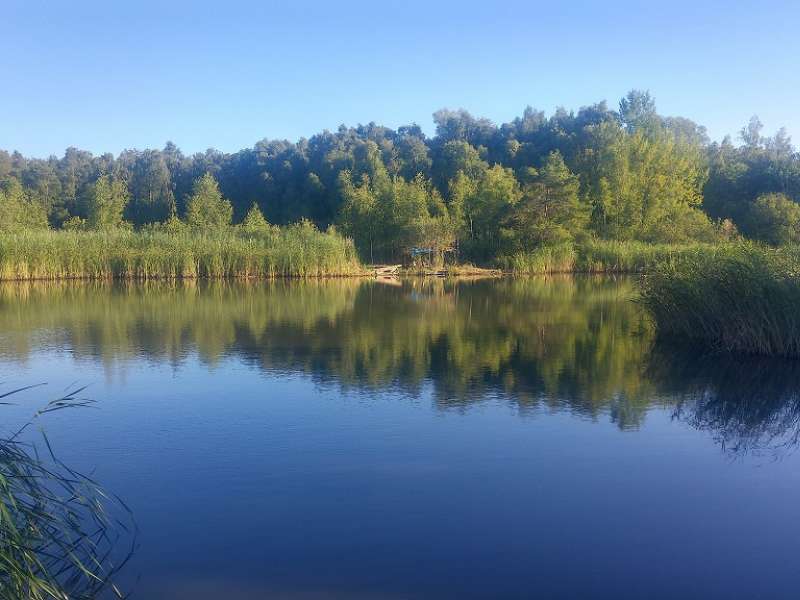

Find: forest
2;90;799;265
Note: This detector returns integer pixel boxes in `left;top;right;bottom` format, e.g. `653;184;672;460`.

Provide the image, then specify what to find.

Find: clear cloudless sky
2;0;799;158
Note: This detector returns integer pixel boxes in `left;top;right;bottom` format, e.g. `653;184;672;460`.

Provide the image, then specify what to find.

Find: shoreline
0;268;649;282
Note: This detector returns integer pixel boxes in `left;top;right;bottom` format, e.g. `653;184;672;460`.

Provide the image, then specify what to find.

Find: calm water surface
1;277;800;599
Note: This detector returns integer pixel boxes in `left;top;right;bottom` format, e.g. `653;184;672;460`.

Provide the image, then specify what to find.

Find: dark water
2;277;800;599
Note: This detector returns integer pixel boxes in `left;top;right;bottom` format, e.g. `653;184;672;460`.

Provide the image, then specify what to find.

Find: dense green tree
241;202;271;233
578;121;707;241
337;171;382;262
432;109;496;146
0;178;49;231
506;151;587;247
704;119;800;230
383;175;451;260
459;164;522;259
433;140;487;192
618;90;658;133
121;150;175;225
396;125;431;173
185;173;233;230
744;193;800;246
86;174;129;230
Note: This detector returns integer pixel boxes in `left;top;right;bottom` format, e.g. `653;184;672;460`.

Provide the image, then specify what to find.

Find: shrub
745;193;800;246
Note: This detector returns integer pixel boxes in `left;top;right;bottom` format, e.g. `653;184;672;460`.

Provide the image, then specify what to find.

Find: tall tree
185;173;233;230
86;174;129;230
619;89;658;133
241;202;271;233
122;150;175;225
506;151;587;247
0;178;49;231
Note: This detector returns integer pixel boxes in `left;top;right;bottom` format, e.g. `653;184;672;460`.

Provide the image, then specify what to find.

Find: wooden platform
371;265;402;276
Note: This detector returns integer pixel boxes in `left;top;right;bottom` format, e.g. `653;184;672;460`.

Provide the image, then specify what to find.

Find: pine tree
241;202;270;232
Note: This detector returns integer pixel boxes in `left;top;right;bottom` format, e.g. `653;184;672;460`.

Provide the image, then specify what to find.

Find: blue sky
2;0;798;157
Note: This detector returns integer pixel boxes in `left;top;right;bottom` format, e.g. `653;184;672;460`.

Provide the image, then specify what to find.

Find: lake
2;276;800;599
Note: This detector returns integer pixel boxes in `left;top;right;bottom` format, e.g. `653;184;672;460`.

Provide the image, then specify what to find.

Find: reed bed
500;240;712;274
499;243;577;274
0;224;363;281
640;243;800;358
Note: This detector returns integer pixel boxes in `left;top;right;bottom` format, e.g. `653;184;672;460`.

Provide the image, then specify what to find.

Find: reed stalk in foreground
0;386;133;599
640;243;800;358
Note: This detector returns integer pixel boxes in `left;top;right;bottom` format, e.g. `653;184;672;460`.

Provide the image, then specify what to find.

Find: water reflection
1;277;799;454
650;346;800;457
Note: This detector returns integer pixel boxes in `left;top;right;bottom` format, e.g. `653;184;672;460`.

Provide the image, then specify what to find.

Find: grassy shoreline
0;230;750;282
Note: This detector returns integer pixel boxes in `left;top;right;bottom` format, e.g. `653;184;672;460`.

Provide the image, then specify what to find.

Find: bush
744;193;800;246
640;207;719;244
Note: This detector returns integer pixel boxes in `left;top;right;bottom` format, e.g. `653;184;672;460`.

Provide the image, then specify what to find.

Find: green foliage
160;214;189;235
241;202;271;233
86;174;129;230
338;161;457;263
505;151;588;248
140;214;189;235
0;179;49;232
618;89;658;133
3;90;800;263
704;122;800;230
458;164;521;260
640;206;719;244
744;193;800;246
434;140;487;190
123;148;175;225
185;173;233;230
641;243;800;357
579;122;708;241
338;170;381;261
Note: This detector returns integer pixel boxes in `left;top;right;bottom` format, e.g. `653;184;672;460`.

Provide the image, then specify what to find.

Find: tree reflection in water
1;277;799;456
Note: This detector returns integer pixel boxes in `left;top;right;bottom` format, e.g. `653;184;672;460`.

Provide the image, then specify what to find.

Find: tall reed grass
499;243;577;274
0;223;362;280
499;240;712;274
640;243;800;358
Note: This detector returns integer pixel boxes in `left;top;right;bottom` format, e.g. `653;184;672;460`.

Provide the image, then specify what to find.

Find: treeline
2;90;799;262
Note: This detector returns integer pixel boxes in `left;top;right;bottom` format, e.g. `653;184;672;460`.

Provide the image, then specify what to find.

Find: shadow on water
1;277;800;456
